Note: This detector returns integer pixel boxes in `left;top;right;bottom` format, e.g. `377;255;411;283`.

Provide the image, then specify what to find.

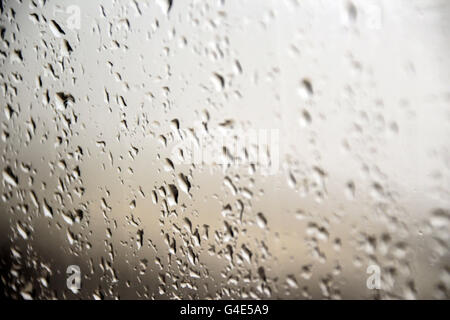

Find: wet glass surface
0;0;449;299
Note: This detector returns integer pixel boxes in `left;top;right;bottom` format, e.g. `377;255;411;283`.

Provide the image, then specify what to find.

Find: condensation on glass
0;0;449;299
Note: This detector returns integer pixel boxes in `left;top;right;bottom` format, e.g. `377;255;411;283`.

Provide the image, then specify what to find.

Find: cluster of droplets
0;0;449;300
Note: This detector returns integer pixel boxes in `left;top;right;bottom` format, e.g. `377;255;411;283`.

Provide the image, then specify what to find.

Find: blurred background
0;0;449;299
